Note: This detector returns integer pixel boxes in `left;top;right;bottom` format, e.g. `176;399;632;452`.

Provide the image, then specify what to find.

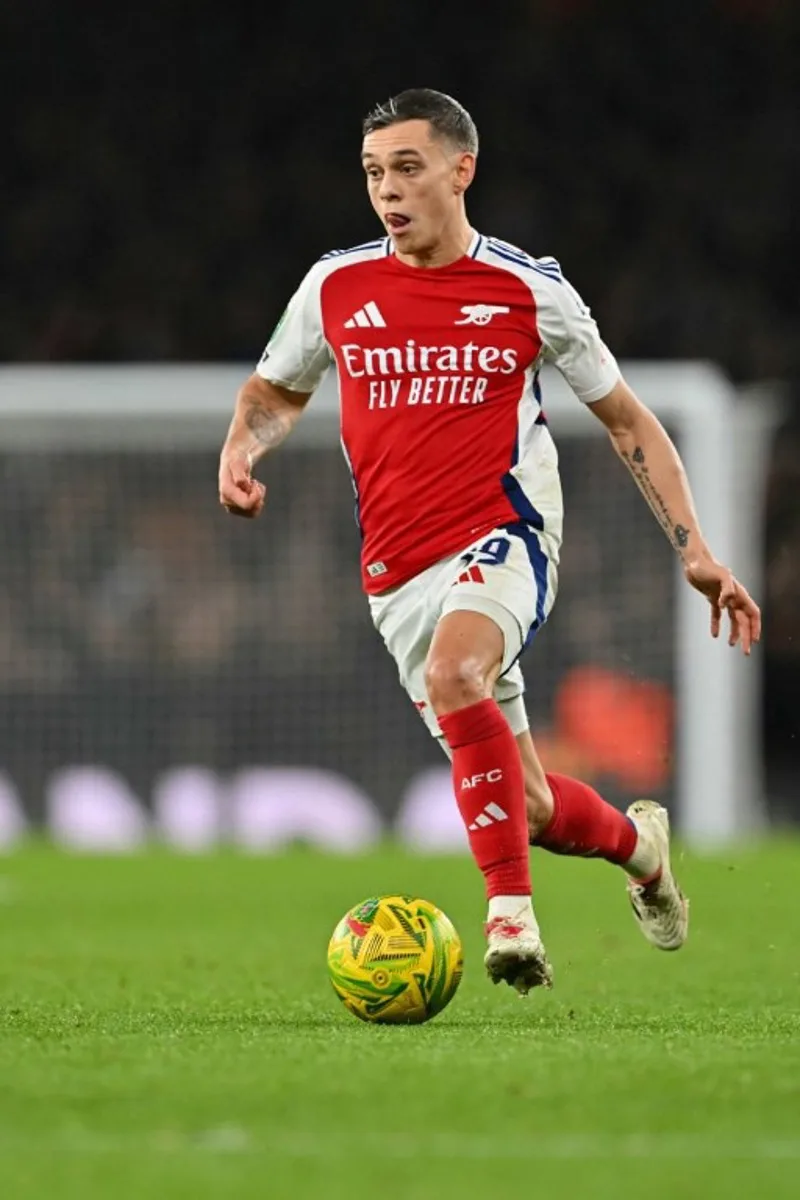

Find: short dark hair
362;88;479;155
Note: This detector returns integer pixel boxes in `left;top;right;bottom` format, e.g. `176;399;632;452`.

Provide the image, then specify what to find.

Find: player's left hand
683;558;762;656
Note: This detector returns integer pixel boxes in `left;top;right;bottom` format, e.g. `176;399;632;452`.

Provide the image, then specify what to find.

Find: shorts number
461;536;511;569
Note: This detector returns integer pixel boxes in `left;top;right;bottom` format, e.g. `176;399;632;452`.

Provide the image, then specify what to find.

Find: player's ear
453;152;476;195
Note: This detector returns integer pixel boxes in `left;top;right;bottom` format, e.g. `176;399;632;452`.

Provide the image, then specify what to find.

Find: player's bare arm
590;377;762;655
218;373;310;518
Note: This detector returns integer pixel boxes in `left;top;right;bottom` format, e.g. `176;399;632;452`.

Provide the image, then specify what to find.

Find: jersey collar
385;229;484;270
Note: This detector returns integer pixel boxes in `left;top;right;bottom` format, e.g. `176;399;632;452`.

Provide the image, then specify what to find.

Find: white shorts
368;522;560;739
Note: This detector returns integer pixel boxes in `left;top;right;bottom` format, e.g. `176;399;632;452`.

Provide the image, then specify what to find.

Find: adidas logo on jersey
466;797;508;830
344;301;387;329
455;304;510;326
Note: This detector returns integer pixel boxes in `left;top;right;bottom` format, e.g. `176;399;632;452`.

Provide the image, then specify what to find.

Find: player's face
362;120;475;257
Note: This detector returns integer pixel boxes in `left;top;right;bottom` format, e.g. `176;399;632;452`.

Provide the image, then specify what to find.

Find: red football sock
534;772;637;865
438;699;531;899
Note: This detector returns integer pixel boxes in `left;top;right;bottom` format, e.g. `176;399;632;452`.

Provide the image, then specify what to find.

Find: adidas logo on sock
344;301;387;328
468;801;508;831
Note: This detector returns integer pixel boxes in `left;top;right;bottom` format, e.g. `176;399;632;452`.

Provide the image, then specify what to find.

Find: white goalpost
0;362;780;847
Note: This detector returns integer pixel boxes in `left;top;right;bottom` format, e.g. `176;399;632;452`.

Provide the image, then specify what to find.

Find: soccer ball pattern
327;894;464;1024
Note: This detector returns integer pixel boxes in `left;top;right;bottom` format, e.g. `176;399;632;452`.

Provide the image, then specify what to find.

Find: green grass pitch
1;842;799;1199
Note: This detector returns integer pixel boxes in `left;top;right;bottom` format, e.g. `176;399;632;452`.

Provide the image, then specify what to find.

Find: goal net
0;364;774;850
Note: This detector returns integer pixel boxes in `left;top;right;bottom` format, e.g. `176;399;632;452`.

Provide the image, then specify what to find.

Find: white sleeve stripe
476;237;619;405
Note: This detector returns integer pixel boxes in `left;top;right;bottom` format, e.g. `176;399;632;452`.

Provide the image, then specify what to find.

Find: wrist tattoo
244;399;292;451
620;445;693;556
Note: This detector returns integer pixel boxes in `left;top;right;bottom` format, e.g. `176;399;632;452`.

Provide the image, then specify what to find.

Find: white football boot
484;912;553;995
625;800;689;951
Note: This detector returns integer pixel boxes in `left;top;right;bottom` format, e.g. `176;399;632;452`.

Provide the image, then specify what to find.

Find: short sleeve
256;261;333;394
535;274;620;404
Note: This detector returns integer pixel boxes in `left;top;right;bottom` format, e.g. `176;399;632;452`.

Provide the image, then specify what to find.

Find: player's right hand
218;450;266;519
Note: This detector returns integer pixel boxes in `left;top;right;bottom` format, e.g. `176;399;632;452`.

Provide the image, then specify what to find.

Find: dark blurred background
4;0;797;377
1;0;798;828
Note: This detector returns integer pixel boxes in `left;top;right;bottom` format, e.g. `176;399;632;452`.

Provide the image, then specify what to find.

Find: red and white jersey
257;231;620;594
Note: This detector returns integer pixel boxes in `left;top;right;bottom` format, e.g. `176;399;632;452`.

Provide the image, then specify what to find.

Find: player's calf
532;772;649;870
514;730;555;839
427;613;550;994
437;697;532;902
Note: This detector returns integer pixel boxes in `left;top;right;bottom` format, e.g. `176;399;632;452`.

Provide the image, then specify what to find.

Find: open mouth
385;213;411;232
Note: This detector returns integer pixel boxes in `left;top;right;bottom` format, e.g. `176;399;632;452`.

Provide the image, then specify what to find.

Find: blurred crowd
0;444;673;690
0;444;673;816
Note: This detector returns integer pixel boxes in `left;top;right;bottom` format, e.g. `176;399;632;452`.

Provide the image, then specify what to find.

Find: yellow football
327;894;464;1024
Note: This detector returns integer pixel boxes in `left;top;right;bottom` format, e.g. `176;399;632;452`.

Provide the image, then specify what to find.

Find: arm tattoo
244;398;293;451
620;445;692;556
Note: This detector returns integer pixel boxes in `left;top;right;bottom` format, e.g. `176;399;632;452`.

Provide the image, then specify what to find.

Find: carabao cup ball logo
327;895;464;1024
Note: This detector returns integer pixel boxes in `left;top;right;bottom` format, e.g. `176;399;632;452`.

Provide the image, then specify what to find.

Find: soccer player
218;89;761;995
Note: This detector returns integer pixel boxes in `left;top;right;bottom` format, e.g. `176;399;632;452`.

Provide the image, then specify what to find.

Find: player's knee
424;654;486;715
526;781;554;840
